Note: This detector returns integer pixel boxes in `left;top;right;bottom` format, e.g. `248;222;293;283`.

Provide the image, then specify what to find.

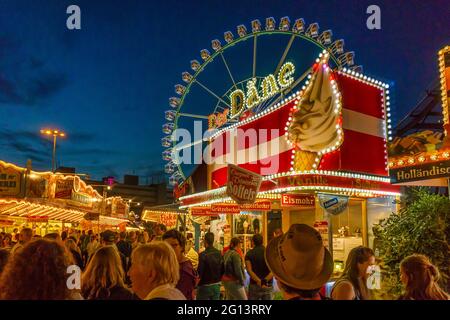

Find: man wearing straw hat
265;224;333;300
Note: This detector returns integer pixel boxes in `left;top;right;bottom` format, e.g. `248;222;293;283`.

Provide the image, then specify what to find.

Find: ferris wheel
162;16;361;185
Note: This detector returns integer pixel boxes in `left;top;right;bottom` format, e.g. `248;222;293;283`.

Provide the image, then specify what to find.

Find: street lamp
40;128;66;172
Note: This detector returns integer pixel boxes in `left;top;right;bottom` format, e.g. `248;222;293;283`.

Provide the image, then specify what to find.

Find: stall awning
0;199;128;226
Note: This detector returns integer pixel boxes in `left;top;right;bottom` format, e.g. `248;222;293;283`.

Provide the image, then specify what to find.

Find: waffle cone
294;150;321;171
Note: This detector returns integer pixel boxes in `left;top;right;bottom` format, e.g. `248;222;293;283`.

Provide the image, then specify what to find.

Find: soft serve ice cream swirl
288;62;340;152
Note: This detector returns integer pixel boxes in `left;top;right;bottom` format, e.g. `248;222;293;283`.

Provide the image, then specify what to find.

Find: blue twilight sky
0;0;448;182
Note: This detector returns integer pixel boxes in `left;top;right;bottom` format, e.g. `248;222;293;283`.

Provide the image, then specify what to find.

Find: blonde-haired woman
82;246;135;300
128;241;186;300
399;254;449;300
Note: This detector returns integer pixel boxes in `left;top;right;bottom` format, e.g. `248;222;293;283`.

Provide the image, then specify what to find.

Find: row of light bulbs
259;185;401;197
264;170;391;183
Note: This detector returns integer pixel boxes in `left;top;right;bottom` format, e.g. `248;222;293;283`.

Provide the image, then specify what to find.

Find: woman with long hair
0;239;81;300
399;254;449;300
331;246;375;300
82;246;135;300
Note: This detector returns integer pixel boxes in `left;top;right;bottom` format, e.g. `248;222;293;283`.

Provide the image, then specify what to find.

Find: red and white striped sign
207;71;388;188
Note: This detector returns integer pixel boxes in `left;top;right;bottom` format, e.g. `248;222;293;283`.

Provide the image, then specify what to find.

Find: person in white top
128;241;185;300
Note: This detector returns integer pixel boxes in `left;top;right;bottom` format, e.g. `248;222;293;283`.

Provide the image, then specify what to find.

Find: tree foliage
373;187;450;298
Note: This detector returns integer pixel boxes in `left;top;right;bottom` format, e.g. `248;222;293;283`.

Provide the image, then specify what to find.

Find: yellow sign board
0;164;22;197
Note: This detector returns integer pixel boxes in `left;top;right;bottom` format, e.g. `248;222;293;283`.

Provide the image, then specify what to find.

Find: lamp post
40;129;66;172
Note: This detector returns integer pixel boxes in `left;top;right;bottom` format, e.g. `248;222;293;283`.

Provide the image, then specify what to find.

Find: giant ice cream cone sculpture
288;53;343;171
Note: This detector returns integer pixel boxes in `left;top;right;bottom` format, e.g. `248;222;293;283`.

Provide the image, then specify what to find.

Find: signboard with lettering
390;159;450;184
226;164;262;205
68;191;93;209
191;207;216;216
160;213;178;228
55;178;73;199
281;193;315;207
211;201;271;214
318;193;349;215
0;163;22;197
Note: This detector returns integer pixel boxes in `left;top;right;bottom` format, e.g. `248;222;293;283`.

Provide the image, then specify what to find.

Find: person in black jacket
82;246;137;300
196;232;223;300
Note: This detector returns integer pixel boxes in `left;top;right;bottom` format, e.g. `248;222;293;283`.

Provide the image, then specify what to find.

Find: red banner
281;193;315;207
27;216;49;223
211;201;271;214
259;174;400;193
191;207;217;216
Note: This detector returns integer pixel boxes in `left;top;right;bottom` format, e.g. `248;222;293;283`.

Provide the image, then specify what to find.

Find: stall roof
141;202;187;221
0;199;128;226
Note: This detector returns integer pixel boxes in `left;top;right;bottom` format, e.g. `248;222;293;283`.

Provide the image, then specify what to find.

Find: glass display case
233;212;263;255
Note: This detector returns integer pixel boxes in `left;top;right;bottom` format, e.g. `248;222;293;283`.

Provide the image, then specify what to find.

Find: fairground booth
161;17;401;280
388;46;450;189
0;160;130;235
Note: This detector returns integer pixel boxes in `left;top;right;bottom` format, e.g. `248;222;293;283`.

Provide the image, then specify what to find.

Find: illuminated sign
281;193;315;207
209;62;295;129
226;164;262;204
0;164;22;197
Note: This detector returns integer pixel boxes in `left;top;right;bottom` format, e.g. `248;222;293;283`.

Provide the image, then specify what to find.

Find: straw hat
265;224;333;290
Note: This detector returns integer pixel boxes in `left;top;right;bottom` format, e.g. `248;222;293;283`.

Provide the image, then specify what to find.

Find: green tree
373;187;450;298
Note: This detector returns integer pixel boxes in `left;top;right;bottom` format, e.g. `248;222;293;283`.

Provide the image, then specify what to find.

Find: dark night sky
0;0;448;182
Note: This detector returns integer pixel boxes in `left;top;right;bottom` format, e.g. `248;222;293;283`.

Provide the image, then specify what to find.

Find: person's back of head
204;232;215;248
82;246;125;299
61;231;68;241
400;254;450;300
229;237;240;249
252;234;263;247
131;242;180;298
100;230;116;246
0;239;72;299
20;228;33;243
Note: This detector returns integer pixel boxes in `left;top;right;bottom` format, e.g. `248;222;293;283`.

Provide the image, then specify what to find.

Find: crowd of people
0;223;448;300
